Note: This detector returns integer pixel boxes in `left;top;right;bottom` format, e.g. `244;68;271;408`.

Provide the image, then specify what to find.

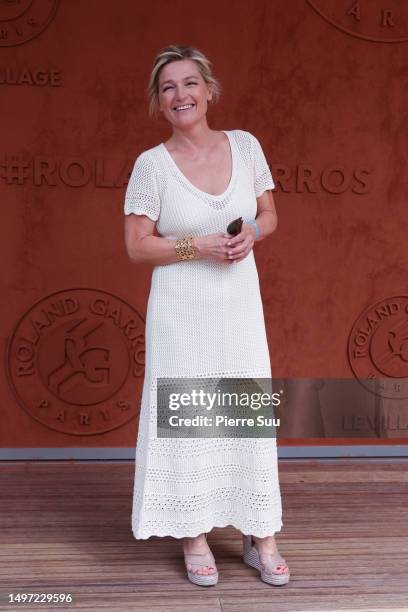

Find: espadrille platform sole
242;534;290;586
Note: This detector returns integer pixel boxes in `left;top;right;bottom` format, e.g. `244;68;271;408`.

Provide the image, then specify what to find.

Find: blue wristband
246;219;259;240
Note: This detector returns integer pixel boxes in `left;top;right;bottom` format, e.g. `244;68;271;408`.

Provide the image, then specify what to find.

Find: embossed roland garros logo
0;0;59;47
307;1;408;43
348;296;408;400
6;289;145;435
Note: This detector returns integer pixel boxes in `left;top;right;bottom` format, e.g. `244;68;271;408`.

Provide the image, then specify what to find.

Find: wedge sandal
183;534;219;586
242;534;290;586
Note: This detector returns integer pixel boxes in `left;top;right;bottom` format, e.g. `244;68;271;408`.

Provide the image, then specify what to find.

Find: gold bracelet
174;234;196;260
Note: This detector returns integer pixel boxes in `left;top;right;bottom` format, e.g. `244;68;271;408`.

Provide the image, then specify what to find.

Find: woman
123;44;290;587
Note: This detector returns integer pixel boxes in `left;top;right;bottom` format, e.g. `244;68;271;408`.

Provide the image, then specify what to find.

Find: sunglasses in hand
226;217;243;236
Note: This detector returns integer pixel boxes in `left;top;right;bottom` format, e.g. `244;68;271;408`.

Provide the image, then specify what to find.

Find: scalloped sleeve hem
124;151;161;222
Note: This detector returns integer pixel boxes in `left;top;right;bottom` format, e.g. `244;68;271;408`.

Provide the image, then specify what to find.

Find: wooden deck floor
1;459;407;611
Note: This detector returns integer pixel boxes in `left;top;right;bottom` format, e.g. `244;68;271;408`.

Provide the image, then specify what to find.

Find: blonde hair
147;44;222;119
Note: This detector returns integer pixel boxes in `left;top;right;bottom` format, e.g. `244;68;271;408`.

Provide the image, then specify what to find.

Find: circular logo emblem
348;295;408;399
6;288;146;435
0;0;59;47
307;1;408;43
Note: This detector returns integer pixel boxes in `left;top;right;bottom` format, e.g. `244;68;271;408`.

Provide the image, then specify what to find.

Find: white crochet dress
124;129;283;539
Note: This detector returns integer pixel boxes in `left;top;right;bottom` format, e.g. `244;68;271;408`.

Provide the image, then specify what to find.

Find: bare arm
124;214;181;265
124;214;232;266
250;189;278;242
223;190;278;262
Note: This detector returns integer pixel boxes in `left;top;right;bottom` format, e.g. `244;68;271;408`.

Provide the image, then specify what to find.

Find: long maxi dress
124;129;283;539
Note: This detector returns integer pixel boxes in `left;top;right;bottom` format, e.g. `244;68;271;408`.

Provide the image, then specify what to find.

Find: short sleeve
250;133;275;197
124;151;161;221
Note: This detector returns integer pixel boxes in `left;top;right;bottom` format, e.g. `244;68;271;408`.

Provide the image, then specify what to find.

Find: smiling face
158;58;213;129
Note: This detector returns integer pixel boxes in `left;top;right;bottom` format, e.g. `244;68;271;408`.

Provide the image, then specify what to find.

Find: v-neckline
160;130;235;200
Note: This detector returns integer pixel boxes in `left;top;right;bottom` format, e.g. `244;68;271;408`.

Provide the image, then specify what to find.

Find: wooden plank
0;460;407;611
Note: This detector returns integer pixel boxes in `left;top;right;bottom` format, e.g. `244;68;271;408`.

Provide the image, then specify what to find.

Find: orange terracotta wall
2;0;407;449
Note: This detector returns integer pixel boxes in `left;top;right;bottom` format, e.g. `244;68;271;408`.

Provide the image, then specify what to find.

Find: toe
201;566;216;575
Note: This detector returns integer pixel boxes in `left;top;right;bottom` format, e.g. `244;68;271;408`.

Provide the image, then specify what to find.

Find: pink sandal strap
184;551;217;570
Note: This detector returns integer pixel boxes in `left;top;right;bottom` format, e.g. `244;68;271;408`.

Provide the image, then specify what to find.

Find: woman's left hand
223;223;257;263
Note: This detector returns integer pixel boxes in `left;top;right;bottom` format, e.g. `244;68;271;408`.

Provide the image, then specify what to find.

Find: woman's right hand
193;232;234;263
